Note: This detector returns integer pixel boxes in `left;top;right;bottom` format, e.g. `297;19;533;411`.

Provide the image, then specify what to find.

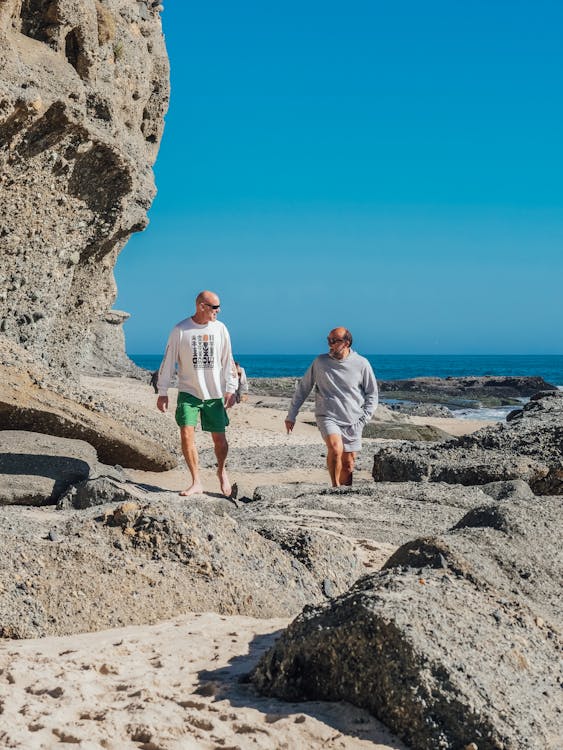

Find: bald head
328;327;352;345
327;327;352;359
196;290;219;306
193;290;221;323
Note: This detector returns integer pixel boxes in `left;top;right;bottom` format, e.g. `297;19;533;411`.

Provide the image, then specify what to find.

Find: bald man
285;327;378;487
157;290;238;498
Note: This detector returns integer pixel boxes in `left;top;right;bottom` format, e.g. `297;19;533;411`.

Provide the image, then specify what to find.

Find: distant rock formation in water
373;390;563;494
379;375;558;407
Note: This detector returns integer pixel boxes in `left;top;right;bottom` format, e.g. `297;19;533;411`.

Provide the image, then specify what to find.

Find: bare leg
324;433;344;487
211;432;231;497
179;426;204;496
340;451;356;486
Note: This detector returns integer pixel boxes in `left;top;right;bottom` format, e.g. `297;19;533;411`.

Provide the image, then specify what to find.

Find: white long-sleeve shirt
157;317;238;399
287;351;378;426
236;366;248;398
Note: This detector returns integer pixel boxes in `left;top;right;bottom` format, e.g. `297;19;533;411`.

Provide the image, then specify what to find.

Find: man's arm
240;368;249;393
156;328;179;411
359;364;378;424
285;363;315;431
221;328;238;408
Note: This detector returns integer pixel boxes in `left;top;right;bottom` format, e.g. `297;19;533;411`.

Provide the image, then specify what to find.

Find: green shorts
175;392;229;433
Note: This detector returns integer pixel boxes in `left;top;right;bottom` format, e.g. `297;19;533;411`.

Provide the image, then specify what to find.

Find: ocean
130;353;563;385
130;353;563;422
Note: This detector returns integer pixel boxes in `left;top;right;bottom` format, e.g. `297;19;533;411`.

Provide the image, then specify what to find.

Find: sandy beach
0;375;489;749
2;612;411;750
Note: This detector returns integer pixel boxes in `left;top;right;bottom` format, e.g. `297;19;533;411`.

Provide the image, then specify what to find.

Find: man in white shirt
157;290;238;498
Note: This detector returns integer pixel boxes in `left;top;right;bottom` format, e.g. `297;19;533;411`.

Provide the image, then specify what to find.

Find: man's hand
285;419;295;434
224;393;236;409
157;395;169;413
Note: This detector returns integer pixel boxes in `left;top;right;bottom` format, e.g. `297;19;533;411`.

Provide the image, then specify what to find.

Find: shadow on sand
194;630;409;749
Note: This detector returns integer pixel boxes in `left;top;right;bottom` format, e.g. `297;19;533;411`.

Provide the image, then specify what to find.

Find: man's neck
191;313;209;324
330;348;351;361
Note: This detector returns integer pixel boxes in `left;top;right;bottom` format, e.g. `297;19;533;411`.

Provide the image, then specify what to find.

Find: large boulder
0;492;357;638
0;430;98;505
0;359;176;471
56;473;132;509
0;0;169;375
372;390;563;494
252;495;563;750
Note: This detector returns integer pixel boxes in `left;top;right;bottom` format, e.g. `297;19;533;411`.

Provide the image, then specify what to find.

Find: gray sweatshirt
287;351;378;426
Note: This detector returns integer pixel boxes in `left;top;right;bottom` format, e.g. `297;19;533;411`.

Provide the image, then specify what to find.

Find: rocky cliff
0;0;169;375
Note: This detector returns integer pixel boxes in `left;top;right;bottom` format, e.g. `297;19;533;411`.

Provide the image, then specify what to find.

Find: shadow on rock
196;630;410;749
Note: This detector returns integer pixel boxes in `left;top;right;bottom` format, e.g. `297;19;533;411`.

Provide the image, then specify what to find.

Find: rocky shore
250;374;556;409
378;375;557;407
2;5;561;745
1;369;562;749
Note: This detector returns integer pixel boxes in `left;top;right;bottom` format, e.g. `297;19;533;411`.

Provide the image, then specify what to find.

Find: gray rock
254;525;362;599
56;475;138;509
243;481;493;547
389;403;454;418
81;310;146;378
0;359;177;471
362;421;452;442
252;495;563;750
379;375;557;407
386;497;562;625
322;578;336;597
372;390;563;494
479;479;535;502
0;491;356;638
249;378;303;398
0;0;169;376
0;430;98;505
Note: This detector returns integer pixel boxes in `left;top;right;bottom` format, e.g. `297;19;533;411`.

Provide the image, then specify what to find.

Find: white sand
1;613;410;749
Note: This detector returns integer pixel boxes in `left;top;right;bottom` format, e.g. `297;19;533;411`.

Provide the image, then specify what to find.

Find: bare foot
179;483;204;497
217;469;232;498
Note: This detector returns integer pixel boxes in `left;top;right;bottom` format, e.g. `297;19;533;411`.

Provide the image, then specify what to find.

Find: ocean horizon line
130;352;563;358
129;353;563;385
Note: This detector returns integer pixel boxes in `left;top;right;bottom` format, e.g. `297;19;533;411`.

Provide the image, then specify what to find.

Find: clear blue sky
115;1;563;356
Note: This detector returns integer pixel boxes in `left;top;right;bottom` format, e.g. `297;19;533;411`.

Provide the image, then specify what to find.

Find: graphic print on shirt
191;333;215;369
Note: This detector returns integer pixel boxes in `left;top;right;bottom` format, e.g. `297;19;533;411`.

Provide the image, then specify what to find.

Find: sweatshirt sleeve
222;328;238;394
359;364;378;424
286;363;315;422
157;327;180;396
240;368;249;394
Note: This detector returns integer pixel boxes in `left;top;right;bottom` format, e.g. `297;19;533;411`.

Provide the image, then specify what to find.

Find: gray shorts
316;417;363;452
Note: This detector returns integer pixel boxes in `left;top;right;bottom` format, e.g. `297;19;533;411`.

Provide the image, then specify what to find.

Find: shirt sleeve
240;368;249;393
359;364;378;424
286;363;315;422
157;327;180;396
222;328;238;394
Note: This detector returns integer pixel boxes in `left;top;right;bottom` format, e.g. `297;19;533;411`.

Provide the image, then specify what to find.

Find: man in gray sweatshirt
285;327;378;487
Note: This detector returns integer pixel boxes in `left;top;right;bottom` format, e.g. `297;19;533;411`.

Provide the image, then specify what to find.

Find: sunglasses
203;303;221;310
327;337;346;345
